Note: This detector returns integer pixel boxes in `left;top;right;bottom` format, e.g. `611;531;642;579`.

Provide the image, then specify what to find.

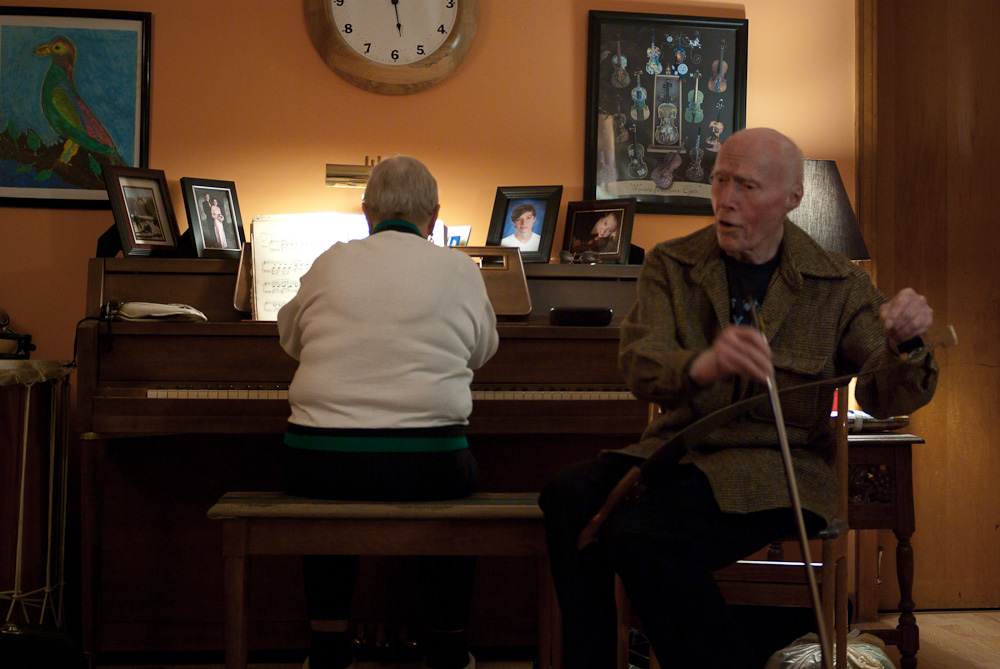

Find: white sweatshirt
278;227;498;429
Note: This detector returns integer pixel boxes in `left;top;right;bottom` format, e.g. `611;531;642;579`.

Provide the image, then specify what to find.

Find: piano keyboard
142;387;636;401
146;387;288;400
471;389;636;401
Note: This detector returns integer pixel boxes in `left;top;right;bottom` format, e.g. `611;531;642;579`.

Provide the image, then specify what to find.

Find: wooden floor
860;610;1000;669
96;609;1000;669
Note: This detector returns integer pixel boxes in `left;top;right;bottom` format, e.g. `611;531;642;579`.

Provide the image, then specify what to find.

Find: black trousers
282;447;478;629
538;454;824;669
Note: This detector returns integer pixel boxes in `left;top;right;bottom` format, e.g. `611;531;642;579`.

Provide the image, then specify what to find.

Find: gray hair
362;156;439;225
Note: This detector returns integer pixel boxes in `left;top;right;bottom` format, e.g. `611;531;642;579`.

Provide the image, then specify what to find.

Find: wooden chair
617;387;851;669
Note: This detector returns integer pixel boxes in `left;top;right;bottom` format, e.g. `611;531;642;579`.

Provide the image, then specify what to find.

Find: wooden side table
847;432;924;669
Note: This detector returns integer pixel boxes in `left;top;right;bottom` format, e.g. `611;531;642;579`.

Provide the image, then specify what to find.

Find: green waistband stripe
285;432;468;453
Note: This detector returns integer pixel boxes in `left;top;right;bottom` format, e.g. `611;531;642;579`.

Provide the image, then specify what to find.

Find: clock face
330;0;458;66
304;0;478;94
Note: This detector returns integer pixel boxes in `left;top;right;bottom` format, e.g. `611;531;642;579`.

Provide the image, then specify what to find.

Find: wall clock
304;0;480;95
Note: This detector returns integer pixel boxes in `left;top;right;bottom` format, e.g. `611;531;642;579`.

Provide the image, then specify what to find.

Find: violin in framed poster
584;11;747;215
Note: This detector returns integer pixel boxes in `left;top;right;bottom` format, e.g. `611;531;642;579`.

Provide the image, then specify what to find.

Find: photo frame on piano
486;185;563;263
180;177;246;259
561;198;635;264
103;166;180;257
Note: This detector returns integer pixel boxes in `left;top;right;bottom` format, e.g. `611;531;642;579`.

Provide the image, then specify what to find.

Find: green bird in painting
34;35;125;169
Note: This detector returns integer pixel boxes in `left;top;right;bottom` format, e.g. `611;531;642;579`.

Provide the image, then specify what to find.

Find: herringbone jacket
617;220;938;521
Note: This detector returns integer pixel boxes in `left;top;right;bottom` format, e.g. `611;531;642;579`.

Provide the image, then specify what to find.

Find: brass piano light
325;155;381;188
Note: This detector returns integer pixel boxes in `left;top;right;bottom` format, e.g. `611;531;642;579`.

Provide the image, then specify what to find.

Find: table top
0;360;73;387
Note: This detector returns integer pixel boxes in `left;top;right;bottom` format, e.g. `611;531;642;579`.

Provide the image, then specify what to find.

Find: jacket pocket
749;352;829;428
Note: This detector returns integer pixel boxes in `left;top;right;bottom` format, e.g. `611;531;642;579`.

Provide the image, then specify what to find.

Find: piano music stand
456;246;531;320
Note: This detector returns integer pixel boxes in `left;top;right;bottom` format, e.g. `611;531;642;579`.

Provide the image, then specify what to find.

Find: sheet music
250;212;369;321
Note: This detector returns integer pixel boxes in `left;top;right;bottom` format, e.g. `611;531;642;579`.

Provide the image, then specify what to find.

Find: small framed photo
103;166;179;256
561;198;636;264
180;177;246;258
445;225;472;247
485;185;563;263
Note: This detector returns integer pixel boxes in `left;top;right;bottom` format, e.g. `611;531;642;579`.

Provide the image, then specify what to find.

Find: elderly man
539;128;938;668
278;156;498;669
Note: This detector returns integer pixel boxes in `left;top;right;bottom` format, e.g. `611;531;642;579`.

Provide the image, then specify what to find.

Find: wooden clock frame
303;0;479;95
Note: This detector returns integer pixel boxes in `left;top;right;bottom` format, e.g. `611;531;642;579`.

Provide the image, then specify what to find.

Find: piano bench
206;491;559;669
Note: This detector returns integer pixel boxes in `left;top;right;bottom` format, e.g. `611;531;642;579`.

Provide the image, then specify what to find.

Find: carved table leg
895;530;919;669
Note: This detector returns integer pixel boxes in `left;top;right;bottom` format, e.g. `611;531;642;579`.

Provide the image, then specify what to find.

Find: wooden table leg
895;530;919;669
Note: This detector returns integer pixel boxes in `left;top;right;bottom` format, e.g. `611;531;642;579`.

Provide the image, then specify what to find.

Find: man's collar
663;219;851;284
372;219;423;236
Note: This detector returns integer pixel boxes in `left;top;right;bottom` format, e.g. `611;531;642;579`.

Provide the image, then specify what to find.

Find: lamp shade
788;159;870;260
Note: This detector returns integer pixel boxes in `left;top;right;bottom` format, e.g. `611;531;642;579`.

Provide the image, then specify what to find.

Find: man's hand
879;287;933;346
688;324;774;386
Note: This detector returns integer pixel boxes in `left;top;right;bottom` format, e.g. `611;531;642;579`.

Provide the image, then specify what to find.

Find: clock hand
392;0;402;36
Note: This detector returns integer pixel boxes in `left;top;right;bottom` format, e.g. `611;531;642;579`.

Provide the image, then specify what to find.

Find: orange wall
2;0;856;360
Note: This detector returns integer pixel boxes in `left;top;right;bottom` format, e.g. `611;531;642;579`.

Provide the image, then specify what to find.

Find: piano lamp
326;155;381;188
789;159;870;261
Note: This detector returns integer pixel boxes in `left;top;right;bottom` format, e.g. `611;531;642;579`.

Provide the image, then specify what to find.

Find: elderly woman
278;156;498;669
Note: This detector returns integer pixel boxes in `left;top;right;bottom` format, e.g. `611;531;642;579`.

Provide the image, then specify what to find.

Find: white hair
362;156;438;225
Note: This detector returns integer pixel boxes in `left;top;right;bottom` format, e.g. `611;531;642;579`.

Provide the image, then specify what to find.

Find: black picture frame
486;185;563;263
103;166;180;257
0;7;151;208
180;177;246;258
562;198;636;264
585;10;748;215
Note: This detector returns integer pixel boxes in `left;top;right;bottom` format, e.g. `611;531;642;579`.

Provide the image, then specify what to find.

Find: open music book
247;212;369;321
242;214;458;321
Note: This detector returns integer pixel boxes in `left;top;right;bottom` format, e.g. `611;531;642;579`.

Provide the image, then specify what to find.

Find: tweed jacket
617;220;938;521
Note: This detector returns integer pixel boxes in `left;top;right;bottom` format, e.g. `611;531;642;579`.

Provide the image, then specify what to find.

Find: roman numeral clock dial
304;0;480;95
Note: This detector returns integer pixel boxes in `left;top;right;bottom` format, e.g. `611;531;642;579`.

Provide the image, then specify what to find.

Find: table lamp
789;159;870;260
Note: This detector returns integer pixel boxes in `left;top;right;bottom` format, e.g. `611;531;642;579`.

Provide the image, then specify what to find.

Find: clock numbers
330;0;458;66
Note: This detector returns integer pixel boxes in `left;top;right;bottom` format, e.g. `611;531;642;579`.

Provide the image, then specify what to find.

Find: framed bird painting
0;7;151;208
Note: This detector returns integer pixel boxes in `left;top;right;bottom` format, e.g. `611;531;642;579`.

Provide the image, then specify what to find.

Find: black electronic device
549;307;613;327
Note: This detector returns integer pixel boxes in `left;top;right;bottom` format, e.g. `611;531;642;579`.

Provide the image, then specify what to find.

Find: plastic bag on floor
765;631;894;669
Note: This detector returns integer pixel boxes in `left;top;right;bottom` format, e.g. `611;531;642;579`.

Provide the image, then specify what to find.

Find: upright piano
74;257;647;656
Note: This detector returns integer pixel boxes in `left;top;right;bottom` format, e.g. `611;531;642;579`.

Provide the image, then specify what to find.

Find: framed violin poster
584;11;747;215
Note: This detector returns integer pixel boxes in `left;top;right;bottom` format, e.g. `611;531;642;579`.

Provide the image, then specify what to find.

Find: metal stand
0;360;73;626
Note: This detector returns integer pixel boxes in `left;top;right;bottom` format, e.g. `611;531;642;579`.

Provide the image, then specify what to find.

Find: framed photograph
180;177;246;258
485;185;563;263
562;198;636;264
103;166;180;257
0;7;151;208
585;11;748;215
444;225;472;247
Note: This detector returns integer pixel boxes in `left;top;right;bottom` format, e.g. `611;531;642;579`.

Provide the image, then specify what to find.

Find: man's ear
423;204;442;237
362;202;376;233
786;182;804;212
